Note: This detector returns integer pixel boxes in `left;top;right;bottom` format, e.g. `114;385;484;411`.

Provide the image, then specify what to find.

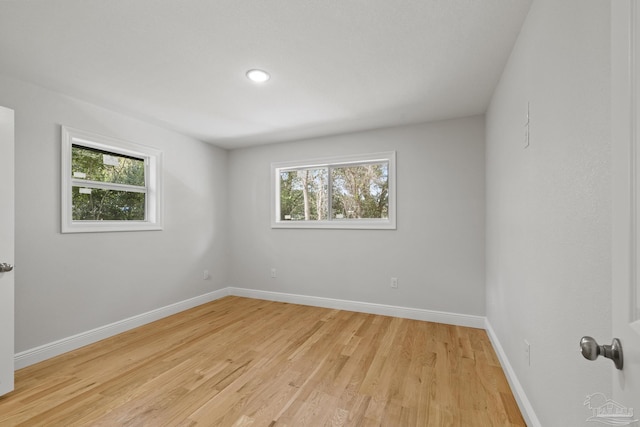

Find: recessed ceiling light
246;69;270;83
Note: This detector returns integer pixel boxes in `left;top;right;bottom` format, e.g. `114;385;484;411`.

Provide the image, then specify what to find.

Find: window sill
271;220;396;230
62;221;163;234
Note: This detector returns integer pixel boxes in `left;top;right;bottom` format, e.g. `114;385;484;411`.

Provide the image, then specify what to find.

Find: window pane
72;145;145;186
72;187;145;221
279;168;328;221
331;163;389;219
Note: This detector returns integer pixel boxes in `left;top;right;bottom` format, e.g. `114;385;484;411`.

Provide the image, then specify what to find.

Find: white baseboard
484;319;540;427
15;286;485;370
14;288;230;370
227;287;485;328
15;287;535;424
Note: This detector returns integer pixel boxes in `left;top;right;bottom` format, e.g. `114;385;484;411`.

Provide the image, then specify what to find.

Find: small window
61;126;162;233
272;152;396;229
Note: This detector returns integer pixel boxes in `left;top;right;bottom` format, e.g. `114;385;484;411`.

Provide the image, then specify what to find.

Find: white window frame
61;126;163;233
271;151;396;229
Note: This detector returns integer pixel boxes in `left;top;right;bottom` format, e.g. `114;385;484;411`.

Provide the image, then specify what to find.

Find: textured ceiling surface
0;0;531;148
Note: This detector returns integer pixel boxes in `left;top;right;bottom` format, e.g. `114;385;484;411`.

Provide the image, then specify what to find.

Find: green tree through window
273;152;395;229
62;126;162;233
331;164;388;219
71;145;146;221
279;168;328;221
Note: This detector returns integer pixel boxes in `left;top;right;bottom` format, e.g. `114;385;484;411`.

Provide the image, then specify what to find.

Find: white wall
0;75;229;353
485;1;611;426
228;116;486;316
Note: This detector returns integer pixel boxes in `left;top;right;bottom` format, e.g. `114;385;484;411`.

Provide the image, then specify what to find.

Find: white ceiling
0;0;531;149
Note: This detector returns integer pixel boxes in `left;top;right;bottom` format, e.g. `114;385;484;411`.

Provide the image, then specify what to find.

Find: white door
0;106;14;396
612;0;640;415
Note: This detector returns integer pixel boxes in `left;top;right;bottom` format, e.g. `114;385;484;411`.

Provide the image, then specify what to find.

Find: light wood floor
0;296;525;426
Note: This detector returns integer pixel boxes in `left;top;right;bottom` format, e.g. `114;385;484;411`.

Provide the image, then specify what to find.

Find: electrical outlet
524;340;530;366
271;268;277;279
390;277;398;288
203;270;210;280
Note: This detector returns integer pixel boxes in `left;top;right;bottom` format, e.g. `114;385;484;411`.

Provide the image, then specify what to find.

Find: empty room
0;0;636;426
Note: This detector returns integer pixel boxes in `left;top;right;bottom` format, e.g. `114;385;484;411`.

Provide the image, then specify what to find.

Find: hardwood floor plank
0;296;526;426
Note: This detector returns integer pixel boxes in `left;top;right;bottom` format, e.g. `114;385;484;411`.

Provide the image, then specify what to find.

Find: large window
61;127;162;233
272;152;396;229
